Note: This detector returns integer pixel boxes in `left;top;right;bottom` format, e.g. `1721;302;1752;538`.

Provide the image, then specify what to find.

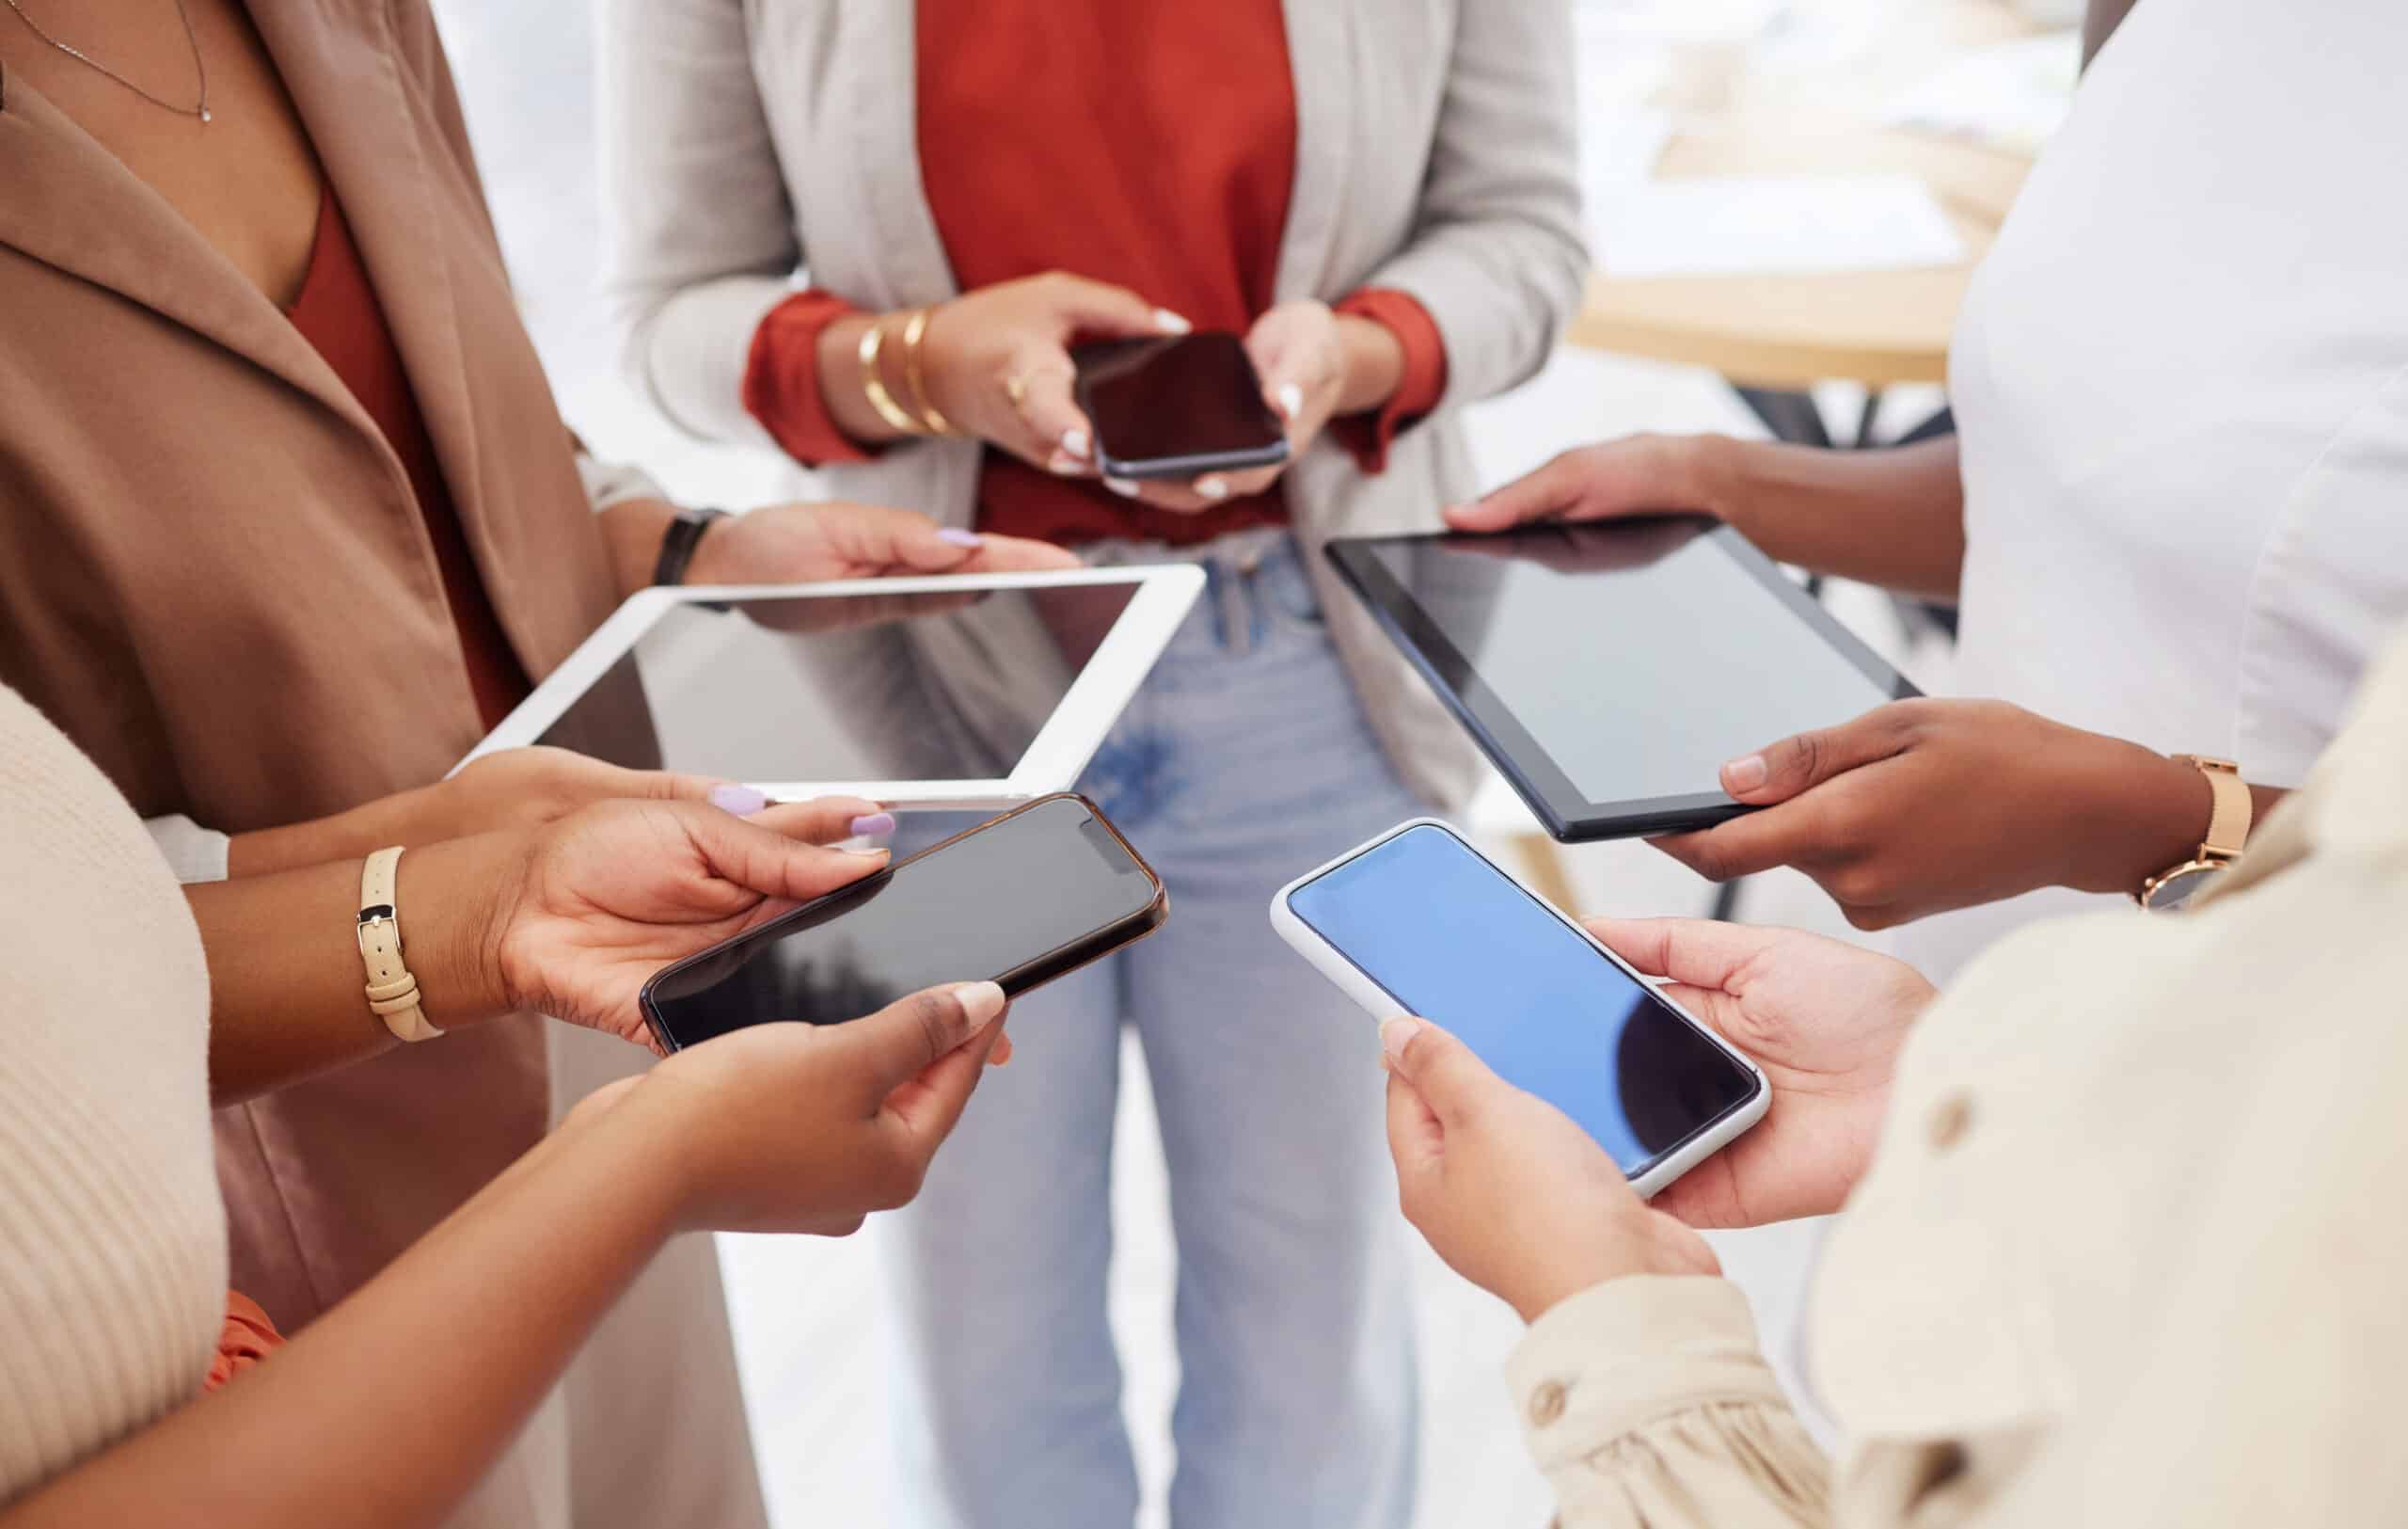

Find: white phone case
1268;818;1769;1199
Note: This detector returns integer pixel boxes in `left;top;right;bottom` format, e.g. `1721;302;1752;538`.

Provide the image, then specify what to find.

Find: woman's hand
916;272;1192;471
475;796;895;1052
1650;699;2215;929
1382;1016;1717;1324
1444;433;1725;533
683;500;1080;583
602;979;1010;1236
1586;918;1930;1228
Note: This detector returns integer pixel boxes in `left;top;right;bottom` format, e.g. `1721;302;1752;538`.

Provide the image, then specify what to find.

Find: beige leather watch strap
357;846;441;1043
2177;755;2252;862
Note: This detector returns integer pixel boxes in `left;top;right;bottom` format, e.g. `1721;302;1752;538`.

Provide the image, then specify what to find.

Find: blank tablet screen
533;582;1139;783
1327;521;1915;838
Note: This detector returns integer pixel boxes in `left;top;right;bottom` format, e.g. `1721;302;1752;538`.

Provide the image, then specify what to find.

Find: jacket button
1926;1091;1973;1150
1529;1380;1568;1427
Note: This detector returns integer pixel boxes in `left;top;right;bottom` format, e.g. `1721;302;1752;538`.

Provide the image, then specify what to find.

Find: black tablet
1325;519;1919;841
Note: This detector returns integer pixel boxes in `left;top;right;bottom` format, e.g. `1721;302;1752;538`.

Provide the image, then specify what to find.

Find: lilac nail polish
848;811;897;838
938;527;983;548
708;784;769;817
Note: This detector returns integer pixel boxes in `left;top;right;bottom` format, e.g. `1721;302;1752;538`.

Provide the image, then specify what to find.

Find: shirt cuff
146;813;230;884
574;453;670;515
1329;288;1450;474
1505;1275;1790;1474
741;290;880;467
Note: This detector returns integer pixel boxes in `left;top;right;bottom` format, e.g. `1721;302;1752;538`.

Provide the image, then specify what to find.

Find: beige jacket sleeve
1505;1277;1830;1527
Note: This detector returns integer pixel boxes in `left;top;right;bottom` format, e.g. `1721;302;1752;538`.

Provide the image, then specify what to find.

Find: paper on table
1880;33;2080;155
1592;173;1967;279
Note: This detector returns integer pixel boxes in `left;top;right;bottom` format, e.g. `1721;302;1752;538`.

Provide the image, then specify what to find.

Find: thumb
1721;706;1910;804
1444;448;1594;532
1378;1016;1499;1128
1049;275;1191;341
825;981;1008;1106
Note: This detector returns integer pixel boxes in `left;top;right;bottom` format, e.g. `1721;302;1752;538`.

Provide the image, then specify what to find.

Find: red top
286;192;531;730
740;0;1449;548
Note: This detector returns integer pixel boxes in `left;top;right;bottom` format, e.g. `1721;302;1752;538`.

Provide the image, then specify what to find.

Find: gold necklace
3;0;212;122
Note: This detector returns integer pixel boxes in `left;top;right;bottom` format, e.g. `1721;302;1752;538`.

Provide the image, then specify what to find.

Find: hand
1650;698;2214;930
684;500;1081;585
603;979;1011;1235
917;272;1191;473
1382;1016;1717;1324
1586;918;1930;1228
1445;433;1722;533
476;795;895;1052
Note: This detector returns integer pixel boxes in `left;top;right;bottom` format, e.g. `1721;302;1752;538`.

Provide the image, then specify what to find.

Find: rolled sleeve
1330;288;1449;473
741;290;880;467
1508;1276;1829;1528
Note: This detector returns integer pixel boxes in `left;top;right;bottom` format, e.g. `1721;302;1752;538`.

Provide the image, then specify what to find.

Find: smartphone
1270;820;1767;1196
1070;333;1291;481
639;794;1166;1052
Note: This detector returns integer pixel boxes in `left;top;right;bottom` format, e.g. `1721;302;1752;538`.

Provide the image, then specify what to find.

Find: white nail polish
1061;427;1090;459
1277;382;1304;420
1196;477;1228;501
1048;451;1083;474
1154;309;1193;334
1105;477;1140;498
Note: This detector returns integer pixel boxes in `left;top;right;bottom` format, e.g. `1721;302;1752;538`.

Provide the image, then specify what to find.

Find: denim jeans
883;533;1422;1528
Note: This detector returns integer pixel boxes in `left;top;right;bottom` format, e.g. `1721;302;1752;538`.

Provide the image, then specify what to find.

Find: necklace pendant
199;107;213;122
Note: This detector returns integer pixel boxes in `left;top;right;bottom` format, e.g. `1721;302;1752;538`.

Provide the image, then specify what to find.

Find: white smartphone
1270;819;1768;1198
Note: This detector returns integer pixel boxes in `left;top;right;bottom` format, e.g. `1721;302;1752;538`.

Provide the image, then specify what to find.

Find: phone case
639;792;1167;1051
1267;818;1768;1200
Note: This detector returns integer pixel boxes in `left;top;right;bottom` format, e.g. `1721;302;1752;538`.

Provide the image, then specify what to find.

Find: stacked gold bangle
858;307;954;437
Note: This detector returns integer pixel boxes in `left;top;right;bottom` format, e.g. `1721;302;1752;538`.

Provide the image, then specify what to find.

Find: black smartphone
1070;333;1291;481
638;794;1167;1052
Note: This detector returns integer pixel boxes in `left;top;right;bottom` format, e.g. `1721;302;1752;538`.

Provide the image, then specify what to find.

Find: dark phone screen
1286;824;1758;1175
644;798;1158;1049
1074;334;1287;467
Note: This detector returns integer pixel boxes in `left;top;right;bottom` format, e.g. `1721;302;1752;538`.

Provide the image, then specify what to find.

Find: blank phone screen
1286;824;1759;1174
643;798;1157;1050
1075;334;1287;467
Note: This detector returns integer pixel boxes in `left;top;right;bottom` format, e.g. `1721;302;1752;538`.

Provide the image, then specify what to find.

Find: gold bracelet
857;316;926;436
899;306;955;436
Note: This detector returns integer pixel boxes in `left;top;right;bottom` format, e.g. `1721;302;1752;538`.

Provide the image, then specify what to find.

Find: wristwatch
652;506;729;585
2136;755;2251;911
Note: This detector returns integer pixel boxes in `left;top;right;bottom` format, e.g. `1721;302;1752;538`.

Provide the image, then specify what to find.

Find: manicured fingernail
708;784;768;817
848;811;896;838
1276;382;1304;419
1060;428;1090;459
1723;755;1766;792
1105;477;1139;498
1195;477;1228;501
1379;1016;1419;1062
841;844;893;861
1048;451;1082;474
938;528;982;548
955;980;1007;1027
1154;309;1192;334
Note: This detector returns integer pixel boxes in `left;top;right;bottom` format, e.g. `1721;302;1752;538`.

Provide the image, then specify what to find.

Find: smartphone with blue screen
1270;819;1766;1196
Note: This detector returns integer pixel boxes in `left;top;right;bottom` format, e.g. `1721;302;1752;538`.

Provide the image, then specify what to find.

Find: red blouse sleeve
1328;288;1450;474
742;290;879;467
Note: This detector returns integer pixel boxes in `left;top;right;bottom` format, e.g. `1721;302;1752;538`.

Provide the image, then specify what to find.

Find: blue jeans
884;534;1421;1528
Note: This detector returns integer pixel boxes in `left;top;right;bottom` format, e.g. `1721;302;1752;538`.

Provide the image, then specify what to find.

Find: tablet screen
1329;522;1915;837
533;582;1140;783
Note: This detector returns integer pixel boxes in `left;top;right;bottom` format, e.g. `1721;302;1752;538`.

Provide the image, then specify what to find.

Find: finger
879;1012;1007;1145
1010;358;1100;470
987;1027;1014;1068
823;980;1008;1105
1443;449;1596;532
948;532;1085;574
1649;804;1836;884
744;796;889;845
1045;274;1191;341
1377;1016;1500;1129
1192;462;1286;503
1582;916;1798;994
1384;1067;1445;1187
1720;706;1911;805
816;502;987;575
1105;476;1216;514
671;803;892;901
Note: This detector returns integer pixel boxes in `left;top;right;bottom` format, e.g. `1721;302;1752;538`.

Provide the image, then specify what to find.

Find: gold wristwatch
2136;755;2250;911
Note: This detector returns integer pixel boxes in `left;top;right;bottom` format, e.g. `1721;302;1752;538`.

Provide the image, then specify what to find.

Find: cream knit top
0;685;224;1505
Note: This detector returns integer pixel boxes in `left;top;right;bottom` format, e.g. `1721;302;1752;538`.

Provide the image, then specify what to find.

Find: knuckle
909;991;958;1059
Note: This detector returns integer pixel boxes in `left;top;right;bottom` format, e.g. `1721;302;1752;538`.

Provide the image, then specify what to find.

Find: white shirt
1904;0;2408;979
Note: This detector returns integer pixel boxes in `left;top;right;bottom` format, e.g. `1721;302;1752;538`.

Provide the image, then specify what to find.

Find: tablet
1325;520;1918;840
462;566;1204;810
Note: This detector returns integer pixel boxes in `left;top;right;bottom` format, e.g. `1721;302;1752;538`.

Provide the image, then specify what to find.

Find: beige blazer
1500;620;2408;1526
599;0;1591;808
0;9;760;1526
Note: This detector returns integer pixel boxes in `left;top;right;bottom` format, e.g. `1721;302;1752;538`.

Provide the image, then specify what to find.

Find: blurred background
425;1;2074;1521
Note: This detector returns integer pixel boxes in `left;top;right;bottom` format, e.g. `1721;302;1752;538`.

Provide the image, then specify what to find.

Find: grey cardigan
600;0;1587;806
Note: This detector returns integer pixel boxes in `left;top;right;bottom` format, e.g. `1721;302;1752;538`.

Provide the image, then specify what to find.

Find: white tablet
461;566;1205;809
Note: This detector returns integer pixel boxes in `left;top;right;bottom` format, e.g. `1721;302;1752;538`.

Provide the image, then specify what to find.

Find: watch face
2143;862;2222;912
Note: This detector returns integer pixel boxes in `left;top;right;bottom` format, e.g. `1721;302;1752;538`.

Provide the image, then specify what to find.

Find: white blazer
598;0;1589;806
